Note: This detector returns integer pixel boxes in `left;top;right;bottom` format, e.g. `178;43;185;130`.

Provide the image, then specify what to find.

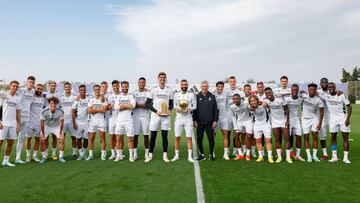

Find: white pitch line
192;137;205;203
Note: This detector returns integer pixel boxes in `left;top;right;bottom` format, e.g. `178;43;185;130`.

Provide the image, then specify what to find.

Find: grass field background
0;105;359;202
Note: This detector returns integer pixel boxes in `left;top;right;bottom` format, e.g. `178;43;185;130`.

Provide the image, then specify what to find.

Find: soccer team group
0;72;353;167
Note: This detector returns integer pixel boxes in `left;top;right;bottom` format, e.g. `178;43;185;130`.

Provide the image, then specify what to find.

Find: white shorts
28;122;41;137
174;118;194;138
236;120;253;134
133;116;150;135
302;118;320;135
0;126;17;140
115;120;134;137
88;119;107;133
149;114;171;131
289;119;302;136
253;122;272;139
75;121;89;139
217;117;230;131
19;120;30;138
63;122;78;137
44;125;62;138
227;116;234;130
108;117;117;135
271;118;286;129
329;119;350;133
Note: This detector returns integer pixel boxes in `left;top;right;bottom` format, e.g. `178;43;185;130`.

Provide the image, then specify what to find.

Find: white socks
276;149;282;158
237;148;244;156
322;148;328;156
296;148;301;157
286;150;290;158
72;148;78;155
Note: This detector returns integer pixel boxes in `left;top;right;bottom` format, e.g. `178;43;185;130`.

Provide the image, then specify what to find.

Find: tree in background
341;67;358;82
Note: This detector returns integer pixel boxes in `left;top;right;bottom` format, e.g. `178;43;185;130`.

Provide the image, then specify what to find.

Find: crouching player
171;79;197;163
248;95;274;163
72;85;89;160
325;83;352;164
40;97;65;163
0;81;21;167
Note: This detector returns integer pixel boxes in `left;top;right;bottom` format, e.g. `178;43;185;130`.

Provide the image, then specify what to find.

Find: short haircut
329;82;336;86
27;76;36;81
308;83;317;88
201;80;209;86
79;84;86;89
139;77;146;81
180;79;188;83
229;76;236;80
111;80;119;85
100;81;108;85
63;82;71;87
264;87;272;92
35;84;43;88
320;78;328;83
280;76;288;81
244;84;251;88
248;95;259;102
48;80;56;85
121;81;129;86
257;82;264;86
291;84;299;88
158;72;167;78
93;84;100;89
47;96;59;104
9;80;19;85
216;81;225;86
233;93;241;98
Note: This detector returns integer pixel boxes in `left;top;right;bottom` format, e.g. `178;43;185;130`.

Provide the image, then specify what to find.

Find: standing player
15;76;35;164
26;84;46;162
114;81;136;162
263;87;292;164
39;97;66;163
44;81;60;160
145;72;174;163
0;81;21;167
317;78;330;160
285;84;305;161
248;95;274;163
325;83;352;164
171;79;197;162
302;84;324;162
86;85;108;161
214;81;230;160
107;80;120;160
100;81;110;142
72;85;90;160
226;76;244;157
242;84;257;158
59;82;78;160
274;76;291;98
132;77;150;160
256;82;266;101
229;94;251;161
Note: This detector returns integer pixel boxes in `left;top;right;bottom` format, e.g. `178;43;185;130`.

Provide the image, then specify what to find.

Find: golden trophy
179;99;189;112
160;102;169;116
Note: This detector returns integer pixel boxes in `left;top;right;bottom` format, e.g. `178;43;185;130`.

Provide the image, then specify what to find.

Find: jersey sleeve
281;98;287;106
190;94;197;111
343;95;350;106
87;99;93;107
317;98;324;108
148;88;155;99
59;109;65;120
173;93;179;108
169;88;174;100
72;100;78;110
130;95;136;107
40;109;46;121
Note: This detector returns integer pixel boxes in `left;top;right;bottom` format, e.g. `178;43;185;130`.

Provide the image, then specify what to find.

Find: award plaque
160;102;168;116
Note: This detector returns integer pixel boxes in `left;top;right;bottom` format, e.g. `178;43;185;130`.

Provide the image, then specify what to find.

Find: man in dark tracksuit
193;81;219;161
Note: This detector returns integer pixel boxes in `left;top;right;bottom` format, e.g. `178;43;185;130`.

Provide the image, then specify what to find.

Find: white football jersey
17;88;35;118
317;89;330;121
108;92;121;119
72;97;90;122
214;91;228;120
30;95;47;125
41;107;64;127
301;94;324;119
324;94;350;122
132;89;150;118
148;85;174;114
88;97;107;121
226;88;245;114
0;93;21;127
274;87;291;98
250;106;269;124
174;91;197;119
116;93;136;122
230;102;251;122
102;93;111;120
263;97;287;121
256;93;266;101
285;96;303;122
59;94;76;123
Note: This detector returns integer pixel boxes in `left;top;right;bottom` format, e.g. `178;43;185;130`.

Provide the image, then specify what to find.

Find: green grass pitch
0;105;359;203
